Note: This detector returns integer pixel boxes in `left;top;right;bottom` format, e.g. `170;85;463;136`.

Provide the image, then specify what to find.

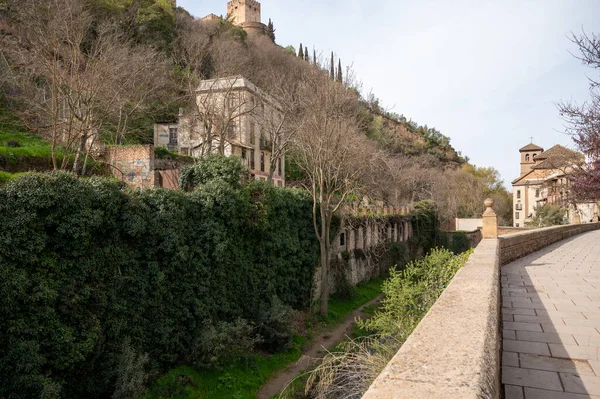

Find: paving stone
519;353;594;375
549;344;599;360
536;309;586;319
516;331;577;345
502;366;563;391
504;329;517;340
561;372;600;395
563;318;600;327
524;387;600;398
504;340;551;356
514;314;563;325
503;307;537;316
505;384;524;399
572;335;600;347
505;322;544;332
503;351;519;367
542;324;600;336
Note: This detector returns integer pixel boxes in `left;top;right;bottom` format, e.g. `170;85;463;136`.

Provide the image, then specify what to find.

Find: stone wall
498;226;530;236
363;239;502;399
499;223;600;265
105;145;155;188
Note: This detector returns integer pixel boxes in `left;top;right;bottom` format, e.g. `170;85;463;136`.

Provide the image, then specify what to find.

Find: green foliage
179;154;246;191
526;204;568;228
267;18;275;42
439;231;472;254
255;296;294;353
284;45;296;56
358;248;472;337
147;335;307;399
0;171;319;398
410;200;440;256
386;242;410;268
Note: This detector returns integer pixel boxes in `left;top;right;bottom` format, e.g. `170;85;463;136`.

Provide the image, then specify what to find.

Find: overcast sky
178;0;600;188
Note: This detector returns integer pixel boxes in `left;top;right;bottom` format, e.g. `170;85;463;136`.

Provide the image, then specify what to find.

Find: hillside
0;0;510;223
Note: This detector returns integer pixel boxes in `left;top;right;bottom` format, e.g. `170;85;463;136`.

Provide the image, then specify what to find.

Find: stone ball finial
484;198;494;208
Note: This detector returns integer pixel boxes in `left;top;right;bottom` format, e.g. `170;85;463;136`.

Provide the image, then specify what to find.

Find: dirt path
256;294;383;399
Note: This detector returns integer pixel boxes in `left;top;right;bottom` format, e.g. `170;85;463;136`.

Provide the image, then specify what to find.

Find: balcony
515;203;523;211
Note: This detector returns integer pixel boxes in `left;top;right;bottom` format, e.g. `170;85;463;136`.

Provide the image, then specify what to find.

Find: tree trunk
319;205;330;315
72;132;87;176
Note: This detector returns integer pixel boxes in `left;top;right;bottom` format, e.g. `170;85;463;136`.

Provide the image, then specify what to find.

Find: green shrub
359;248;472;337
179;154;246;191
0;171;319;399
255;296;295;353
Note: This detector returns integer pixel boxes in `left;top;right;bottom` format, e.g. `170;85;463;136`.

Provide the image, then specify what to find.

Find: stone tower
519;143;544;176
226;0;267;34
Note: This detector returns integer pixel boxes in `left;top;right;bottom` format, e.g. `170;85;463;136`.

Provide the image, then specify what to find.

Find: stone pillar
394;223;399;242
348;229;355;251
365;223;371;248
482;198;498;239
573;212;581;225
387;224;392;240
357;226;364;249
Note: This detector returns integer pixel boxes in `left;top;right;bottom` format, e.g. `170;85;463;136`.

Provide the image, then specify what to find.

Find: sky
178;0;600;188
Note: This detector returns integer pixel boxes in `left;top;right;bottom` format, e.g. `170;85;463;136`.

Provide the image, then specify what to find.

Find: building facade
512;143;598;226
155;76;285;187
226;0;267;35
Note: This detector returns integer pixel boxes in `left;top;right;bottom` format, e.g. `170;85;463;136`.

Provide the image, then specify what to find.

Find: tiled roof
532;145;583;169
519;143;544;152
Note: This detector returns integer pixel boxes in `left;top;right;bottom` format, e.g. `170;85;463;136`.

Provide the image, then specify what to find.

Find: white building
155;76;285;187
512;143;598;226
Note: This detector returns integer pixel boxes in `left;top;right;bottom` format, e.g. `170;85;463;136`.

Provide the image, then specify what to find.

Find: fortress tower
227;0;267;35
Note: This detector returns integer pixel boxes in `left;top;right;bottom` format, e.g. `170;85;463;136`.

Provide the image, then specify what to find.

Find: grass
147;335;307;399
147;278;385;399
320;278;384;327
0;171;25;185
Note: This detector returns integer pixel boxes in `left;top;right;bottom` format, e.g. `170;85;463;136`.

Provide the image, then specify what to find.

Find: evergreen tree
267;18;275;42
330;52;335;80
313;48;317;66
337;59;343;83
298;43;304;59
304;45;309;62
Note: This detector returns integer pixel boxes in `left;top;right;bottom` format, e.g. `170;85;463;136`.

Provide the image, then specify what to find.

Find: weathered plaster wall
105;145;155;188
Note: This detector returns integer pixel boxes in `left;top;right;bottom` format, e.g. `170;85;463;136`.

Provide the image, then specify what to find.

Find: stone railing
363;199;600;399
499;222;600;265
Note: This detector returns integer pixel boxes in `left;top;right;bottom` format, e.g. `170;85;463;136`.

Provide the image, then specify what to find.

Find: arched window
525;154;530;161
533;153;537;160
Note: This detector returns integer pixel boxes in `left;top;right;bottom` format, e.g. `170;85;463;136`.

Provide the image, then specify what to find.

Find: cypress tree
267;18;275;42
330;52;335;80
298;43;304;59
304;45;309;62
337;59;343;83
313;48;317;65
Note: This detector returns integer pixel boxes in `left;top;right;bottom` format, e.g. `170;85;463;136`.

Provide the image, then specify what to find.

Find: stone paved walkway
502;230;600;399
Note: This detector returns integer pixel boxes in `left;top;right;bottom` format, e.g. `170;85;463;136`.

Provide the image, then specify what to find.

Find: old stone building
512;142;598;226
155;76;285;187
200;0;268;35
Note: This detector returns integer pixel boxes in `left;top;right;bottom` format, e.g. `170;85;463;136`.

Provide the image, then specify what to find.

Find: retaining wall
363;223;600;399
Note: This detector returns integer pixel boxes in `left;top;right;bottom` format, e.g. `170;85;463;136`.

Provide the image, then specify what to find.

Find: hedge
0;171;319;399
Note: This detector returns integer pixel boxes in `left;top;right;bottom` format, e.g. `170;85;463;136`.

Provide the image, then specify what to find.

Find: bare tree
4;0;172;174
558;30;600;201
292;66;371;315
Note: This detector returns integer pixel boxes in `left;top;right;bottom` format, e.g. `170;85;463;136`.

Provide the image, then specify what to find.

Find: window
516;223;520;227
278;158;282;176
340;233;345;247
535;189;540;198
525;154;530;161
260;151;265;172
250;123;255;145
277;181;283;187
168;128;178;145
517;190;521;199
533;153;537;159
515;212;520;220
241;148;246;160
250;149;255;170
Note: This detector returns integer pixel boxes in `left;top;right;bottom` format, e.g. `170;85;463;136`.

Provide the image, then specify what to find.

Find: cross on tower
529;136;534;143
